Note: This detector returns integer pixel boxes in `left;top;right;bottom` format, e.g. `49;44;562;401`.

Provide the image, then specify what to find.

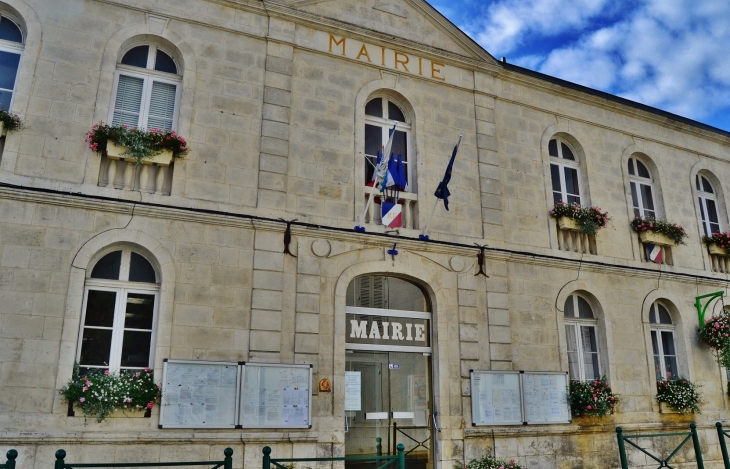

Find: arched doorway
345;275;433;469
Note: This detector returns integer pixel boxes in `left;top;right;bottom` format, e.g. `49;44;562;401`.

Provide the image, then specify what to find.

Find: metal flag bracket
695;291;724;326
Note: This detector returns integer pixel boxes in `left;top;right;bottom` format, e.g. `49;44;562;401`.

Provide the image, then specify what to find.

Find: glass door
345;351;432;469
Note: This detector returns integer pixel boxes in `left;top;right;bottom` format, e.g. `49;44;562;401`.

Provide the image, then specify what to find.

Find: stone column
257;18;295;209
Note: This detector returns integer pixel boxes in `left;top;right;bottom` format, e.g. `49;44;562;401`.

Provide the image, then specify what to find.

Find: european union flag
434;136;461;211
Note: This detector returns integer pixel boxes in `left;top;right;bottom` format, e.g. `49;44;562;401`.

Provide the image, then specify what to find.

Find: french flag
647;244;663;263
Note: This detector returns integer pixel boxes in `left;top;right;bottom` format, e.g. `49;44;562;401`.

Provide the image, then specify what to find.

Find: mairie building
1;0;730;468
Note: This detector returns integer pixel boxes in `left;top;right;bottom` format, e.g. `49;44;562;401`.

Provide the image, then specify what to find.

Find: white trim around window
108;68;181;131
0;41;23;111
364;96;413;192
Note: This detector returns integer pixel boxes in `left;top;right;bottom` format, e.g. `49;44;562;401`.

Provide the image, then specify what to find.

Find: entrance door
345;350;432;469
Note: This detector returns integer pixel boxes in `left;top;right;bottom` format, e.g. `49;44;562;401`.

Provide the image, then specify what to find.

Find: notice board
470;370;570;426
159;359;240;428
470;371;523;425
239;363;312;428
522;372;570;424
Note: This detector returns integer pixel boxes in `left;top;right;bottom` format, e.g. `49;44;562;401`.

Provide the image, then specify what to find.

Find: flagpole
419;135;462;240
356;124;397;232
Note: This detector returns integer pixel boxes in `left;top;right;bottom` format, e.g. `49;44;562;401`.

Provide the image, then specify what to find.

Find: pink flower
104;370;110;375
586;405;592;410
79;397;85;403
144;367;150;372
146;401;154;409
83;386;88;392
125;397;132;403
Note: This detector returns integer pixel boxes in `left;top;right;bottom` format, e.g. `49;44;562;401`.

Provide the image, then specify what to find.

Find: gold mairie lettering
431;61;446;81
394;51;410;72
356;43;372;62
419;57;423;75
329;34;346;55
381;47;386;65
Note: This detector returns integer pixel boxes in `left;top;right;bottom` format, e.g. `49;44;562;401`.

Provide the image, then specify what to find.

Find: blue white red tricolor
647;244;663;263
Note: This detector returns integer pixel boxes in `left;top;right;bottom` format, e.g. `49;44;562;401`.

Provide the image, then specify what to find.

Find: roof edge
502;61;730;140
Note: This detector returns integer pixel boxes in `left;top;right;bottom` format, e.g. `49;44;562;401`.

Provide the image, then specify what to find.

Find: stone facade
0;0;730;468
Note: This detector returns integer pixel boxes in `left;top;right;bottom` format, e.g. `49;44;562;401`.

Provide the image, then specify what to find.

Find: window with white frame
364;96;412;190
78;247;159;374
628;157;656;218
697;174;721;237
110;44;181;131
649;301;678;380
549;138;581;205
564;294;600;381
0;14;24;111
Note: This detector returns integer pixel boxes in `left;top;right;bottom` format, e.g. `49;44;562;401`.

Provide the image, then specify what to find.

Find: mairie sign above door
346;306;431;353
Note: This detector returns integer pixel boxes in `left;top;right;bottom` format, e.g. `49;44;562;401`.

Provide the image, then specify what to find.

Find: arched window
0;14;23;111
696;174;721;236
564;293;599;381
346;275;428;311
649;301;678;380
628;157;656;218
109;43;181;131
78;247;160;373
364;96;412;191
549;138;581;205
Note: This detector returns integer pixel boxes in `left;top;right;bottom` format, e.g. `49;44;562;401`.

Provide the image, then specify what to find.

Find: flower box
0;121;6;137
639;231;675;247
108;408;149;418
107;141;173;166
659;402;679;414
558;216;580;231
709;243;727;256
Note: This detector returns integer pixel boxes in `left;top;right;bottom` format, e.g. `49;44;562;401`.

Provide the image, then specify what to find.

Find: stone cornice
2;185;729;288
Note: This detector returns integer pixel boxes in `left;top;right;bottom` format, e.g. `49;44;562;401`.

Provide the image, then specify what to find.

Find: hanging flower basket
550;202;610;236
698;314;730;367
86;122;188;166
656;378;701;414
567;376;619;418
704;232;730;256
59;363;160;423
631;217;687;245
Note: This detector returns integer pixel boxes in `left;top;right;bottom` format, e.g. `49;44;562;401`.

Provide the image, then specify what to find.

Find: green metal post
696;291;723;325
55;450;66;469
717;423;730;469
616;427;628;469
4;450;17;469
224;448;233;469
396;444;404;469
690;424;705;469
376;438;382;457
262;447;271;469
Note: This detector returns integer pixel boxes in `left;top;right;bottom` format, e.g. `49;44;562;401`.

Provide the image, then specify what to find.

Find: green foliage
0;108;23;132
656;378;702;414
568;377;618;418
59;363;160;423
456;453;529;469
549;202;610;236
703;232;730;253
86;122;189;166
630;216;688;245
698;314;730;368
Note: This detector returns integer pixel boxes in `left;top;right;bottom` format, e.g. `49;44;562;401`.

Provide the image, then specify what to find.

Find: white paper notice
160;361;238;428
522;373;569;424
345;371;361;411
470;371;522;426
240;364;311;428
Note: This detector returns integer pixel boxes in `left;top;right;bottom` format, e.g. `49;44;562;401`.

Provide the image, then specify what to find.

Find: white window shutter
112;74;144;127
147;81;176;131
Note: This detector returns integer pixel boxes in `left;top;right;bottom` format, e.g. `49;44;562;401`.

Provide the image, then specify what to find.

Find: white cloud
471;0;730;124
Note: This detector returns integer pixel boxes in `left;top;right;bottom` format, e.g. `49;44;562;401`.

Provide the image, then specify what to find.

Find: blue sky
428;0;730;131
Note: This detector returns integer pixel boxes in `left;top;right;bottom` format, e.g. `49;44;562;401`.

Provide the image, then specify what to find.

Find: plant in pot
630;217;687;247
59;363;160;423
568;376;618;419
703;232;730;256
698;313;730;369
550;202;610;236
656;378;701;414
85;122;189;166
457;453;530;469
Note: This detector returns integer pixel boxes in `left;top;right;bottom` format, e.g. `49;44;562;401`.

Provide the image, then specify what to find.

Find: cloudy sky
428;0;730;131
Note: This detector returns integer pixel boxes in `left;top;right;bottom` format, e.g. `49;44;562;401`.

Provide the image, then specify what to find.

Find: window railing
363;186;418;230
98;155;172;195
556;226;596;254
